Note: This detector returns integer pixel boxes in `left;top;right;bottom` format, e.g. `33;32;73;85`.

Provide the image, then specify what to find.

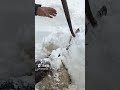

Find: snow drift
35;0;85;89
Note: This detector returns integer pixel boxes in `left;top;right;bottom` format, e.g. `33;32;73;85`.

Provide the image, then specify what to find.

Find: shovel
61;0;76;37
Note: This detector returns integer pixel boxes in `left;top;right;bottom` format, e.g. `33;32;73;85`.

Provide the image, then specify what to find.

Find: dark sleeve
35;4;41;15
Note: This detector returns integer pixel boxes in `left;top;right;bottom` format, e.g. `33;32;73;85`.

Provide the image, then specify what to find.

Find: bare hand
37;7;57;18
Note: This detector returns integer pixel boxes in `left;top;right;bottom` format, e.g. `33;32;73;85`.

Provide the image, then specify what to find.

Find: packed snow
35;0;85;90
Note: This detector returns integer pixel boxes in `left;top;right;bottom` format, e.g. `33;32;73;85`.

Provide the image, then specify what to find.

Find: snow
35;0;85;90
35;0;85;42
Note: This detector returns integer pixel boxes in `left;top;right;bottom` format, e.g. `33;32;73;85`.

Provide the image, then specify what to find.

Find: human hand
37;7;57;18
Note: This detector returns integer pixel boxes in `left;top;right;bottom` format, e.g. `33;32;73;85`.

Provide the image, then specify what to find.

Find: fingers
38;7;57;18
46;7;57;18
51;13;57;16
47;11;57;18
48;7;57;13
44;11;54;18
47;15;53;18
47;14;56;18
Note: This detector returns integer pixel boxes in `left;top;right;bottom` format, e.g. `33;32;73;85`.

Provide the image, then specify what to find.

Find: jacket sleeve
35;4;41;15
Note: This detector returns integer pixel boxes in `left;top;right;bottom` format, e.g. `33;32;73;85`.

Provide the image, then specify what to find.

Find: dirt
36;63;72;90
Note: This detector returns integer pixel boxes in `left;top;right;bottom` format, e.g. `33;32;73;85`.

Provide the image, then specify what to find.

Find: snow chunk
42;31;70;52
35;31;70;59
